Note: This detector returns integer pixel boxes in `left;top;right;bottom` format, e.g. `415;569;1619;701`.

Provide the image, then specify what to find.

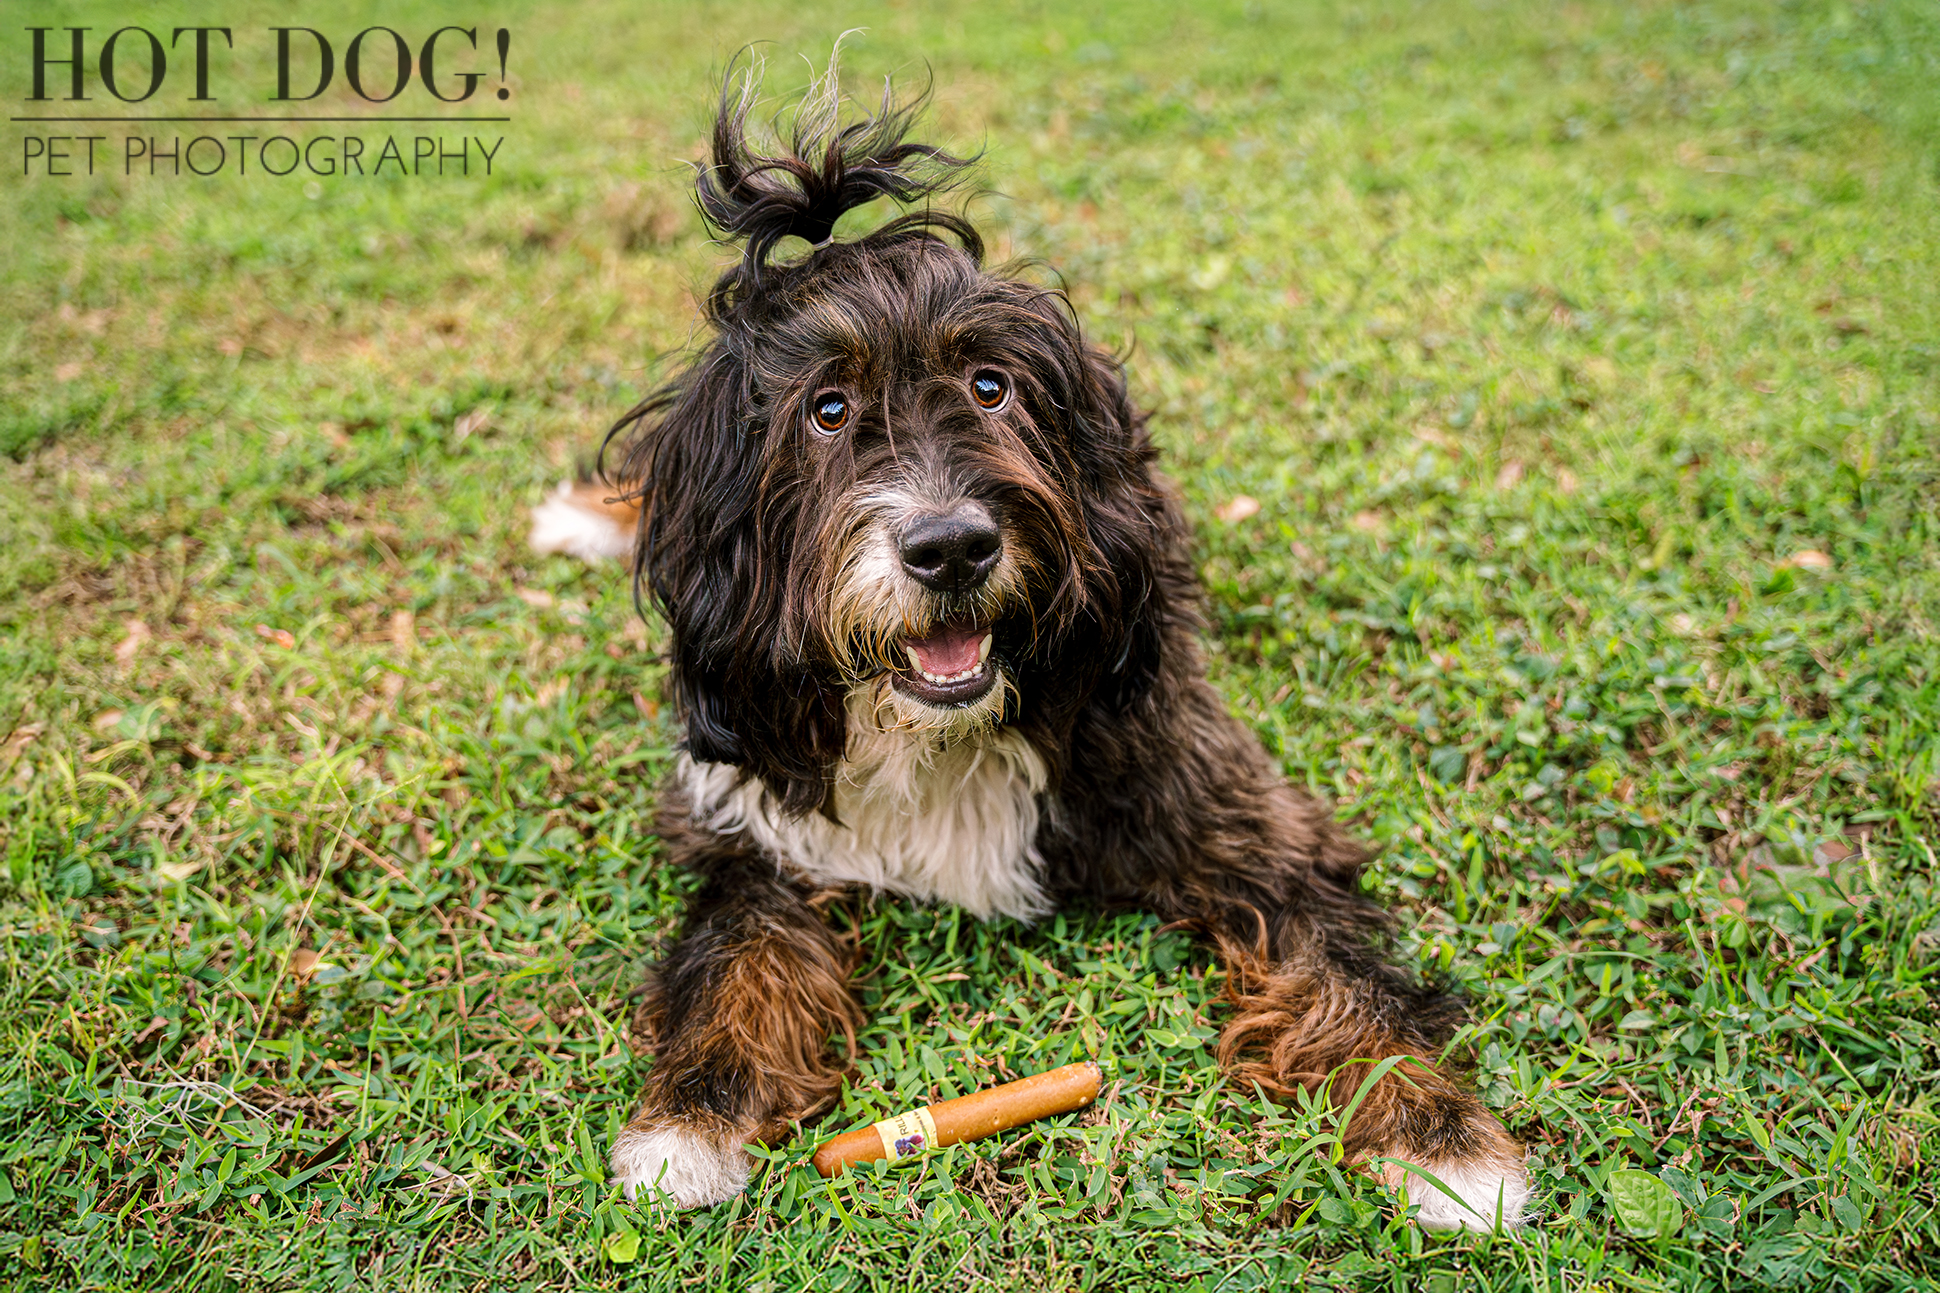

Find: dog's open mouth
893;619;996;705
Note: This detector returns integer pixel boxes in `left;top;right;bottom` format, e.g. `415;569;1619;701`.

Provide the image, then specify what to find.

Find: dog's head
612;59;1181;814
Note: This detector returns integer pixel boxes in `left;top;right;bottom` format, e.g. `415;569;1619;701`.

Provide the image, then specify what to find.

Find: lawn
3;0;1939;1288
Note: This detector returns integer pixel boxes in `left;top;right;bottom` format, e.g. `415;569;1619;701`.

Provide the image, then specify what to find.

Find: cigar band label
873;1106;939;1162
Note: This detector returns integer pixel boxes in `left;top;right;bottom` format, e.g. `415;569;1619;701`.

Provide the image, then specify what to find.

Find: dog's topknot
698;43;981;298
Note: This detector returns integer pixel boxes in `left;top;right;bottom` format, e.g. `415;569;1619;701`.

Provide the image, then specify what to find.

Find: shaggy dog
532;63;1529;1230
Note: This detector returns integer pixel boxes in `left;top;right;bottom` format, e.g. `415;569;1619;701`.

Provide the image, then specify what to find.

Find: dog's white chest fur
680;694;1049;920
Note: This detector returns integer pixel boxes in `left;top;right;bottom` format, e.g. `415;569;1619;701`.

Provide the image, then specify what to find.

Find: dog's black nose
898;504;1002;594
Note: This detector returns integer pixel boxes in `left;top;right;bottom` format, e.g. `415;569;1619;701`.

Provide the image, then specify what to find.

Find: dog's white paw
529;481;634;563
609;1121;752;1209
1384;1154;1531;1231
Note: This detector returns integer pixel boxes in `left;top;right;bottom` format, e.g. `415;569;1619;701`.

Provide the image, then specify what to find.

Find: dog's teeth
908;659;989;688
905;647;923;673
978;633;992;664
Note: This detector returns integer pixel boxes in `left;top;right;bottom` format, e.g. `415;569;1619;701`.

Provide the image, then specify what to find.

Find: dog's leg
612;849;858;1208
1055;684;1529;1229
1204;915;1530;1230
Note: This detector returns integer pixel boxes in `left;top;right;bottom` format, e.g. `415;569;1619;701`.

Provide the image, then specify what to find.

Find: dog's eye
810;390;851;435
970;369;1010;412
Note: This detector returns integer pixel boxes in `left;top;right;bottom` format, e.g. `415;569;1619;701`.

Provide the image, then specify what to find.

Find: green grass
3;0;1939;1288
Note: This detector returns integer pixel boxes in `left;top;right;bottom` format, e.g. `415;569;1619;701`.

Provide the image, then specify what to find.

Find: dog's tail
529;478;640;566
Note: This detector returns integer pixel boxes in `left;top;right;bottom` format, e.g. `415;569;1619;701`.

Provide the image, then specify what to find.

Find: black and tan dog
531;61;1528;1229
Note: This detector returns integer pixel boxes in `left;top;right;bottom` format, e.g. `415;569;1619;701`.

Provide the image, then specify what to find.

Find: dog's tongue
905;622;986;676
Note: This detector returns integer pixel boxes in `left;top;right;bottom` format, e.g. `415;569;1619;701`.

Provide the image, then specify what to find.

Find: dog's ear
609;354;842;816
1065;342;1184;714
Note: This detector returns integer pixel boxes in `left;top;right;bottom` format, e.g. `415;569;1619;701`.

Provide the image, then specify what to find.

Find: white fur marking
529;481;633;562
1387;1156;1531;1231
683;687;1050;920
609;1123;752;1208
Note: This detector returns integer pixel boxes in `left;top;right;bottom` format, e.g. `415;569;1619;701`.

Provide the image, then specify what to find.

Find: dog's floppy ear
995;288;1183;750
607;353;843;816
1065;342;1185;714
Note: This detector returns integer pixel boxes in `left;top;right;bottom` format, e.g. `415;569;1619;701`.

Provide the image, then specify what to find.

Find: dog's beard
851;667;1017;739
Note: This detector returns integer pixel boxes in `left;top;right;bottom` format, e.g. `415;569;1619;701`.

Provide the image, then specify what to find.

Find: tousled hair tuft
697;43;981;297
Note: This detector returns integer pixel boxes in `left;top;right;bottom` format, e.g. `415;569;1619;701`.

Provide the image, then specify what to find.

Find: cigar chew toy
812;1061;1102;1177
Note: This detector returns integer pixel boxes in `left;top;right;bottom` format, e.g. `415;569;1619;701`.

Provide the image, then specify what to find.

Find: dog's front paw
1380;1149;1531;1231
609;1119;753;1208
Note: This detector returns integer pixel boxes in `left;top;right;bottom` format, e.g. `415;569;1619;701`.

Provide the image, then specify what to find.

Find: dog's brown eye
970;369;1010;412
811;390;851;435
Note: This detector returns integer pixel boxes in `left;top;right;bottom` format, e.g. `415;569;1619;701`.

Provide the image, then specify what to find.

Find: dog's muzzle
890;503;1001;707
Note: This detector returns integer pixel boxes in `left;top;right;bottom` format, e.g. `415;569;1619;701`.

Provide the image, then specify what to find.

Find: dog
531;60;1530;1231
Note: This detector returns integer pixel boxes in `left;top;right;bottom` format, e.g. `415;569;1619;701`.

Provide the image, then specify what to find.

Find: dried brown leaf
115;619;152;667
0;722;45;779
